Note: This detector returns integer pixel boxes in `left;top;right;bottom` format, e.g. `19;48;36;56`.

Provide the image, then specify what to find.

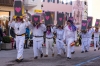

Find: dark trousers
24;39;29;48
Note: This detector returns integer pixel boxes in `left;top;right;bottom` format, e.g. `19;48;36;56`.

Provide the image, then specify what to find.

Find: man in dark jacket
0;25;3;44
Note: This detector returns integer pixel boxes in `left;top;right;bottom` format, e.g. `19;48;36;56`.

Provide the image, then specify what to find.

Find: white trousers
33;37;43;57
81;39;88;51
66;38;74;58
94;37;99;49
16;36;25;59
56;39;65;55
45;38;54;55
87;38;91;51
71;46;75;52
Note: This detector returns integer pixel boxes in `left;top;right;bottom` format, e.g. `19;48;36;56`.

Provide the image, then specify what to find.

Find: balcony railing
0;0;13;7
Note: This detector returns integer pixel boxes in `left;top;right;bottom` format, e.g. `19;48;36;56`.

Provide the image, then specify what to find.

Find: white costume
80;33;88;52
63;26;77;58
87;28;94;51
8;21;30;60
45;27;54;56
55;28;65;55
93;29;100;50
29;24;46;58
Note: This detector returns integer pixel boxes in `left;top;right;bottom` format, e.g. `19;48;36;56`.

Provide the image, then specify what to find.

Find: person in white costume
44;25;54;57
87;27;94;52
63;20;77;59
8;16;30;62
93;27;100;51
29;21;46;59
80;30;88;53
54;25;66;56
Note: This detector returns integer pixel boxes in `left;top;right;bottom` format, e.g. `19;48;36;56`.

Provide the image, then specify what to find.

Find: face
47;26;51;30
16;18;21;22
67;22;71;26
58;25;62;29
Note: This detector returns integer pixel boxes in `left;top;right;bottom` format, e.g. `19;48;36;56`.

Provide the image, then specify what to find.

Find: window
62;1;64;4
57;0;59;3
48;0;55;3
53;0;55;3
41;0;45;2
70;13;72;17
48;0;50;2
70;1;72;5
43;0;45;2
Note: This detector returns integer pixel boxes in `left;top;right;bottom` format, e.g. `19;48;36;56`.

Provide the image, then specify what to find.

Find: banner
68;17;74;21
81;20;87;30
95;19;100;26
45;12;52;25
14;1;22;16
57;12;64;25
87;16;93;27
32;15;40;23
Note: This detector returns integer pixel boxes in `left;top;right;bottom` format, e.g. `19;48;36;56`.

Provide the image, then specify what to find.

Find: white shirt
46;27;54;38
63;26;77;41
55;29;64;40
93;29;100;38
29;24;46;36
80;33;87;41
87;28;94;38
8;21;30;35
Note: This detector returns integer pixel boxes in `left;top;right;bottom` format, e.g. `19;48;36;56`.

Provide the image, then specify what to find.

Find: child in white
44;25;54;57
54;25;66;56
80;30;88;53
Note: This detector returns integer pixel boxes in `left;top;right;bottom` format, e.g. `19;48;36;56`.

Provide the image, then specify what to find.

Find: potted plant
1;36;12;50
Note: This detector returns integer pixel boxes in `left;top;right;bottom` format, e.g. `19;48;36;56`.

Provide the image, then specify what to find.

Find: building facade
0;0;13;35
0;0;42;35
41;0;73;25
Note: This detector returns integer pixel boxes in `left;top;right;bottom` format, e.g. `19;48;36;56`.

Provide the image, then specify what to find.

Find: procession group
8;16;100;62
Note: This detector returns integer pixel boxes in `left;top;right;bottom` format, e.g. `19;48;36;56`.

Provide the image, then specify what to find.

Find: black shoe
71;51;75;54
85;50;88;52
16;59;23;62
18;59;23;62
94;49;96;51
67;57;71;59
40;53;43;58
15;59;19;62
44;55;48;57
34;56;38;59
81;51;84;53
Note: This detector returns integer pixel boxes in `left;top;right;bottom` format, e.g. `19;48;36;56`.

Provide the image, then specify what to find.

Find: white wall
26;0;42;15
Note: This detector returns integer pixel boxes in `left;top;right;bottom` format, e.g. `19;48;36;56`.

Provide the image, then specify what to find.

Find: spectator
24;27;30;49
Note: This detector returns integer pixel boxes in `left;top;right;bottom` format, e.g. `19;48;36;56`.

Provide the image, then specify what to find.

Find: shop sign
34;10;42;13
